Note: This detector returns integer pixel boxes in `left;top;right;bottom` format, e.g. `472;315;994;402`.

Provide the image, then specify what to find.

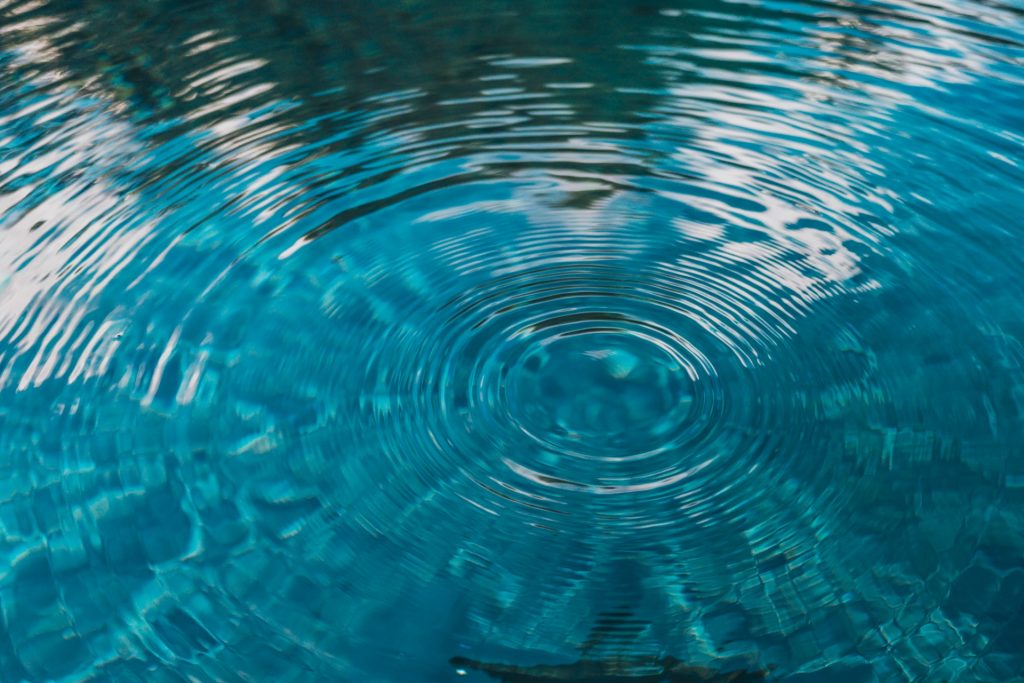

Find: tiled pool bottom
1;0;1023;680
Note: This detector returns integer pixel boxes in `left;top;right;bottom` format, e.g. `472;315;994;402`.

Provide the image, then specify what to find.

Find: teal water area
1;0;1023;680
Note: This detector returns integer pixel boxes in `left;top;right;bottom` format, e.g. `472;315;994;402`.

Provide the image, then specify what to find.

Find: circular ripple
435;265;751;501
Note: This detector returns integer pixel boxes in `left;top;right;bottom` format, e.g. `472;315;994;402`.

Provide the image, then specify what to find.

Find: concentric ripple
1;0;1024;680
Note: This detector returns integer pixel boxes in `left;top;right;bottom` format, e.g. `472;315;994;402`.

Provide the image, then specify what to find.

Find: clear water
0;0;1023;681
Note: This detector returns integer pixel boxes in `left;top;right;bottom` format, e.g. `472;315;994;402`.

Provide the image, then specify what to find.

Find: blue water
1;0;1023;680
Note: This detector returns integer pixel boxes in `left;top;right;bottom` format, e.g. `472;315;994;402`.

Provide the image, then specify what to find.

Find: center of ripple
508;330;694;460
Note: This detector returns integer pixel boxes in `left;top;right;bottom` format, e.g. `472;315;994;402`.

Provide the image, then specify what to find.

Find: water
0;0;1023;680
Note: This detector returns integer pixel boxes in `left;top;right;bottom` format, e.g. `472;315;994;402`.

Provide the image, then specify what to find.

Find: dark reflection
449;655;771;682
5;0;1021;139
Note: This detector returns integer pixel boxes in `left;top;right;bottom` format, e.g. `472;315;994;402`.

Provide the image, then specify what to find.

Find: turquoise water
1;0;1023;680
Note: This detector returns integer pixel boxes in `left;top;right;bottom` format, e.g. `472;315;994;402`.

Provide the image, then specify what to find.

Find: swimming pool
0;0;1022;680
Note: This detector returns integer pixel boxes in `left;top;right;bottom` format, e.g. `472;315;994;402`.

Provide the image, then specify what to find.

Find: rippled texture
1;0;1024;680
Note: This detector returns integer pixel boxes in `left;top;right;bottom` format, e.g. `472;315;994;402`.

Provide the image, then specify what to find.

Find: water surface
1;0;1023;680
